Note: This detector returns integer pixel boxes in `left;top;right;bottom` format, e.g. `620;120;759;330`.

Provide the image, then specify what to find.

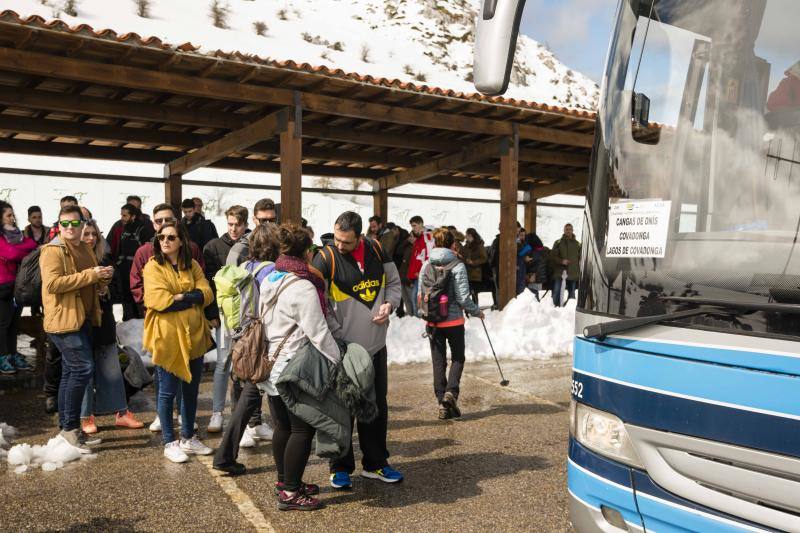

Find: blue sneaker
330;471;352;490
0;355;16;374
10;353;33;371
361;466;404;484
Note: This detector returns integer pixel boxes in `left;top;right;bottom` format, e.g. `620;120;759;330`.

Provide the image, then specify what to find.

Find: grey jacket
417;247;481;322
276;341;377;459
225;236;249;267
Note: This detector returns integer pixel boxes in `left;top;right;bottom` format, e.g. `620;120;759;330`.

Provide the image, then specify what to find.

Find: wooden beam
532;173;588;199
302;123;454;152
280;115;302;223
0;47;594;147
373;187;388;221
379;139;503;190
498;131;520;309
0;86;245;130
165;108;288;176
519;148;589;167
165;174;182;209
523;189;537;235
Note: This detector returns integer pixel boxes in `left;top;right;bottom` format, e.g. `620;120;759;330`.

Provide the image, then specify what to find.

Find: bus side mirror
632;92;651;126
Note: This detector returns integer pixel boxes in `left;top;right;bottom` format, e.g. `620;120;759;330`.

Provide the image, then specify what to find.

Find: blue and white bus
475;1;800;531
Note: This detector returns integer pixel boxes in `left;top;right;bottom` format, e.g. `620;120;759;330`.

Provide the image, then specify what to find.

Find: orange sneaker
115;411;144;429
81;415;98;434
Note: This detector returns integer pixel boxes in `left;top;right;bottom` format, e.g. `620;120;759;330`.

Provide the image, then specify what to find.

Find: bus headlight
571;401;643;469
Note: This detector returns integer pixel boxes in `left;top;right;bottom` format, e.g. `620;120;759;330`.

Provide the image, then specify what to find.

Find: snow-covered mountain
7;0;599;110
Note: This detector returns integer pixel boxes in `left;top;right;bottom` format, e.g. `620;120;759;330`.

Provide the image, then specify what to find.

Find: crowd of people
0;193;580;511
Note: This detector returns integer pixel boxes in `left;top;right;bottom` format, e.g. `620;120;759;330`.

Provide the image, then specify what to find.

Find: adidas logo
360;288;377;302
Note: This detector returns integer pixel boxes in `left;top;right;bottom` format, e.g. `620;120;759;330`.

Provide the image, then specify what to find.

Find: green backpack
213;262;272;332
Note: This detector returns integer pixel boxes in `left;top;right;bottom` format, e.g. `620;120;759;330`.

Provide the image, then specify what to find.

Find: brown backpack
230;278;300;383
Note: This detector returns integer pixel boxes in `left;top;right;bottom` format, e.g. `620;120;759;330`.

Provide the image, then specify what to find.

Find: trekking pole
479;316;509;386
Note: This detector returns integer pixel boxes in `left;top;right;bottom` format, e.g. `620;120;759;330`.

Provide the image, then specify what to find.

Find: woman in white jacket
259;223;341;512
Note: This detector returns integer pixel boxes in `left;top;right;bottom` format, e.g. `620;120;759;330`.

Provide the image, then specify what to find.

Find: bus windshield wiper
582;297;800;340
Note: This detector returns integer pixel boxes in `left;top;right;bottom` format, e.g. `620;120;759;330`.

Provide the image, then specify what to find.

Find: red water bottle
439;294;449;318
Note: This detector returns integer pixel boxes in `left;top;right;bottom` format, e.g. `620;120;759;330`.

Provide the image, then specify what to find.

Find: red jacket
129;241;205;304
407;231;434;281
0;236;37;286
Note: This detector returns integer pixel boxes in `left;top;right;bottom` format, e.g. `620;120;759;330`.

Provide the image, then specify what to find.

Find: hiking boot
361;466;404;484
443;392;461;418
10;353;33;371
164;440;189;463
58;429;91;454
213;461;246;476
438;405;452;420
180;436;213;456
81;415;98;435
208;412;223;433
0;355;16;374
277;490;323;511
115;411;144;429
330;471;352;490
252;423;273;440
239;426;257;448
45;397;57;414
275;481;320;496
79;430;102;447
149;416;162;432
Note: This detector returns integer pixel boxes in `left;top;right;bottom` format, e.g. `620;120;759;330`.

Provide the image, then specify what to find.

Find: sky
520;0;618;83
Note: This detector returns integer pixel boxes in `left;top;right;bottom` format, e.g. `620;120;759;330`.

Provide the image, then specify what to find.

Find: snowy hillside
6;0;599;110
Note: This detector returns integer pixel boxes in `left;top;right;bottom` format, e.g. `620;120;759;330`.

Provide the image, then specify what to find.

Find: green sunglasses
58;220;83;228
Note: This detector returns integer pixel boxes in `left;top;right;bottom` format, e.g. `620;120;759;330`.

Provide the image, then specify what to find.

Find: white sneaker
164;440;189;463
252;423;274;441
208;412;223;433
239;426;256;448
180;435;213;456
177;415;199;431
149;416;162;432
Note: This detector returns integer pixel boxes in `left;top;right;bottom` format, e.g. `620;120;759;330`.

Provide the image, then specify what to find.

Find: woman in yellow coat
143;220;214;463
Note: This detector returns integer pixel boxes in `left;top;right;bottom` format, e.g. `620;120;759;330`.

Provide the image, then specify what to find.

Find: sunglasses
58;220;82;228
154;217;176;225
157;234;179;242
256;217;277;225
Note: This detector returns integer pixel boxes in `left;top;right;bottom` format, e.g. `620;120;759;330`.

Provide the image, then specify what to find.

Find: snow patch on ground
2;423;89;474
387;290;575;364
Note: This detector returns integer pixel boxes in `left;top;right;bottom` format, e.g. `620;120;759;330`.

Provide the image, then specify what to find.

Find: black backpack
418;263;453;323
14;248;42;307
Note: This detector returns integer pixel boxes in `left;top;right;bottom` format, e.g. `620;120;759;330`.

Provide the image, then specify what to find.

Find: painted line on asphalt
463;373;568;411
197;455;277;533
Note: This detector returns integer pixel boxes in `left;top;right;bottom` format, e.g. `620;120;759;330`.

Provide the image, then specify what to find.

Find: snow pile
6;437;84;474
9;0;599;110
386;290;575;364
0;422;17;460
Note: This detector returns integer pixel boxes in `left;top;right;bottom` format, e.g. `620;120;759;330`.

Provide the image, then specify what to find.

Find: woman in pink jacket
0;200;37;374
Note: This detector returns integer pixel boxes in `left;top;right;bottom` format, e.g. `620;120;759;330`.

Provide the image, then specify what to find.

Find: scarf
3;225;23;244
275;254;327;315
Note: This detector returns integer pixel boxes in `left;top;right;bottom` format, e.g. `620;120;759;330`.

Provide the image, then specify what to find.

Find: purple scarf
275;254;328;315
3;225;23;244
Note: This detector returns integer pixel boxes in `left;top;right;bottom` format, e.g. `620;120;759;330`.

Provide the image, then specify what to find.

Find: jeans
268;395;316;491
44;341;62;399
428;325;466;403
410;279;419;316
331;347;389;473
81;343;128;417
0;283;21;354
212;328;231;414
552;278;577;307
48;322;94;431
401;283;416;317
156;357;203;444
153;367;183;418
213;380;263;468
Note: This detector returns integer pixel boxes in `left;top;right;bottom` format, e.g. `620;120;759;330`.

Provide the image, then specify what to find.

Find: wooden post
373;186;388;221
524;188;537;236
280;111;302;224
164;173;182;210
498;129;519;309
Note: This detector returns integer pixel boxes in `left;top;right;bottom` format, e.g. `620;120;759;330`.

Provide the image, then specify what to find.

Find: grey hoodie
417;247;481;322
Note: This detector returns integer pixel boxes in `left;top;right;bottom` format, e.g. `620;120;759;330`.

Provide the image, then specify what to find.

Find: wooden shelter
0;11;596;307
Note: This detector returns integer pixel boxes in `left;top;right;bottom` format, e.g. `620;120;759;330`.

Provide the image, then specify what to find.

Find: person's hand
209;318;221;328
94;266;113;280
372;302;393;324
174;293;184;302
478;311;485;320
562;259;570;266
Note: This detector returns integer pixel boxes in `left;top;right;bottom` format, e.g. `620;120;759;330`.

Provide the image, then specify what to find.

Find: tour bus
475;1;800;531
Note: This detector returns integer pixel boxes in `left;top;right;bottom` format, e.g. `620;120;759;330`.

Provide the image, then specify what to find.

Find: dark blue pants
156;357;203;444
552;279;577;307
48;322;94;431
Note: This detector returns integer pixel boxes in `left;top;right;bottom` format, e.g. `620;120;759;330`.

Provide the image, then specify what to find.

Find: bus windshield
581;0;800;339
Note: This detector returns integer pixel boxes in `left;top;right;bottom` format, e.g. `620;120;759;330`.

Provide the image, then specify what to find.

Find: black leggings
0;283;21;355
268;395;316;491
